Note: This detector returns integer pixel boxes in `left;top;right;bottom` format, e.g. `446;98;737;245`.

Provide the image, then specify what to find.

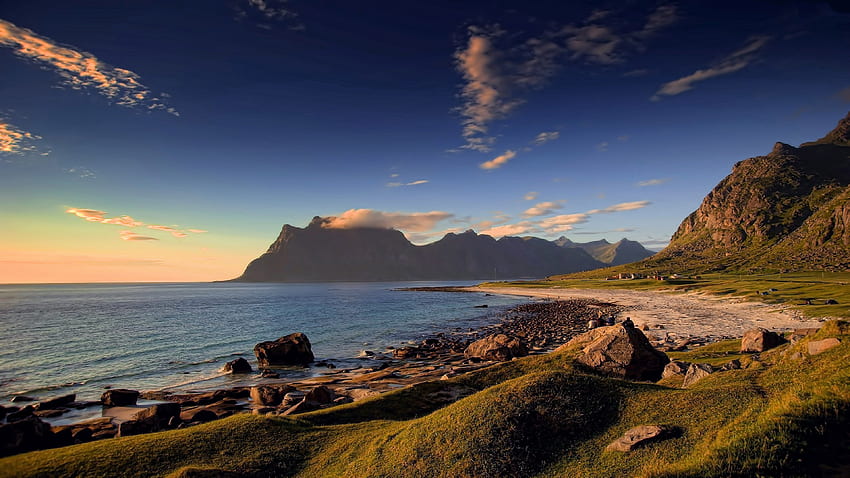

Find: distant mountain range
233;218;655;282
621;110;850;274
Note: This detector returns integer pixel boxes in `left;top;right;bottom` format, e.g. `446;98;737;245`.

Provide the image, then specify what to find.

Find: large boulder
463;334;527;362
808;338;841;355
254;332;314;367
682;363;714;388
101;389;140;407
662;361;691;379
740;328;783;353
0;416;51;457
564;324;669;381
35;394;75;411
250;384;296;406
222;357;252;374
606;424;677;452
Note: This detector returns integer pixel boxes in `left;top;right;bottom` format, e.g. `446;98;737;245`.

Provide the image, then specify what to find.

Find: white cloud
652;36;771;101
479;150;516;170
637;178;669;187
120;230;158;241
587;200;651;214
533;131;560;145
66;207;206;239
0;121;39;154
0;19;178;115
522;201;565;218
524;191;538;201
480;221;537;238
387;179;429;187
322;209;453;232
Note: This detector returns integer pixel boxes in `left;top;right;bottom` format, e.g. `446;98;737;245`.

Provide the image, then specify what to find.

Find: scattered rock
10;396;35;403
101;389;140;407
740;328;784;353
279;398;319;416
464;333;528;362
254;332;314;367
117;419;154;437
34;394;75;411
346;388;380;402
393;347;419;359
808;338;841;355
222;357;252;374
0;416;51;457
720;359;742;371
564;324;670;381
187;409;218;423
6;405;35;422
606;425;678;452
260;370;280;378
250;384;295;407
132;402;181;429
305;385;335;404
825;299;838;305
71;427;93;443
790;328;820;344
281;391;306;408
587;319;601;329
662;361;691;379
682;363;713;388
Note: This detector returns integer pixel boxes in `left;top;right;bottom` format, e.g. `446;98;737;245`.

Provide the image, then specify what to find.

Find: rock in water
740;328;784;353
606;425;677;452
254;332;314;367
101;389;140;407
682;363;714;388
565;324;669;381
222;357;252;374
463;334;528;362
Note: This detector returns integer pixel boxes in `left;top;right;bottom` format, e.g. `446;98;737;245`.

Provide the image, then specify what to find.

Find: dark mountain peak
804;110;850;146
771;142;797;155
307;216;327;228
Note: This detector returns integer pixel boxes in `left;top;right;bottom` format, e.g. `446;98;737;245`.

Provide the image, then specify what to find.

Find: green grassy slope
3;321;849;477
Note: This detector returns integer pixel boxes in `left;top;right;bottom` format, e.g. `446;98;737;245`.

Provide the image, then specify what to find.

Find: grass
3;320;850;477
480;271;850;319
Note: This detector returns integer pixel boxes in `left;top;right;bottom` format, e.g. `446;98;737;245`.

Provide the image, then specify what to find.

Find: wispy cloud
65;207;206;240
596;141;609;152
587;200;651;214
0;120;39;154
322;209;453;232
652;36;771;101
635;4;679;40
523;191;538;201
0;19;177;115
480;221;538;238
637;178;669;187
479;150;516;170
65;167;96;179
522;200;565;218
386;179;429;188
532;131;560;145
120;230;158;241
538;213;590;233
237;0;305;30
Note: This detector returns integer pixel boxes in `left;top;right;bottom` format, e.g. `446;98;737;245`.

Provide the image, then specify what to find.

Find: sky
1;0;849;283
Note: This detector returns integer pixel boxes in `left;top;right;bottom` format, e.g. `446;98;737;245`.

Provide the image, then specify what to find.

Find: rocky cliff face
651;111;850;272
235;218;605;282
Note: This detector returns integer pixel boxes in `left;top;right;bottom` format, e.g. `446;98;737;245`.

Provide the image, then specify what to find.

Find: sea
0;281;527;411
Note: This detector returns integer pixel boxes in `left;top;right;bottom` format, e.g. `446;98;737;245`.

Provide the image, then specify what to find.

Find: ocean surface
0;281;526;407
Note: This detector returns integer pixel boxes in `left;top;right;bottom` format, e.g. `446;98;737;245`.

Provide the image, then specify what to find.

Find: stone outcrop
101;389;140;407
682;363;714;388
606;424;677;452
35;394;75;411
254;332;314;367
565;324;669;381
741;328;784;353
808;338;841;355
464;334;528;362
0;416;51;457
222;357;252;374
662;361;691;379
250;384;296;406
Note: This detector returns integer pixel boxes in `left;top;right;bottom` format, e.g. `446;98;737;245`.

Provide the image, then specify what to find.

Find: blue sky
1;0;849;282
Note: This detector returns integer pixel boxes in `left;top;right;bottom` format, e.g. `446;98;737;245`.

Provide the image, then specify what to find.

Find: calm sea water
0;282;525;406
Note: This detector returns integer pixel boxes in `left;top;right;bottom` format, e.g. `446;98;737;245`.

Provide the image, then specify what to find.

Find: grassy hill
4;321;849;477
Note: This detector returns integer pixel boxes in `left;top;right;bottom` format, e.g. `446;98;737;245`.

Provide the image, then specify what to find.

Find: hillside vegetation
4;321;849;477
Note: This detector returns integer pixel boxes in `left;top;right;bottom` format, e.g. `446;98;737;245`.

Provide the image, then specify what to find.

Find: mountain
234;217;605;282
642;111;850;273
554;237;656;266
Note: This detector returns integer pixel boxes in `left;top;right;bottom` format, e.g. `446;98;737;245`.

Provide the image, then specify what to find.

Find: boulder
0;416;51;457
281;391;306;408
720;359;742;371
606;425;677;452
808;338;841;355
463;334;528;362
35;394;75;411
279;399;319;416
101;389;140;407
133;402;181;429
740;328;783;353
346;388;381;402
662;361;691;379
250;384;296;406
563;325;669;381
305;385;335;404
117;419;154;437
10;396;35;403
682;363;713;388
253;332;314;367
7;405;35;422
187;409;218;423
222;357;252;374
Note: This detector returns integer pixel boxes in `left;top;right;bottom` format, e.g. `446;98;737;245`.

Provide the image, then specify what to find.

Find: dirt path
466;286;820;341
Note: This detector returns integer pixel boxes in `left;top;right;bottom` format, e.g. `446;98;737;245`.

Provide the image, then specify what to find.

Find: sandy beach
466;286;820;341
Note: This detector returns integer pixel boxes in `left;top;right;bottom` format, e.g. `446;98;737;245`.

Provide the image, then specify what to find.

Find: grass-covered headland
3;320;849;477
